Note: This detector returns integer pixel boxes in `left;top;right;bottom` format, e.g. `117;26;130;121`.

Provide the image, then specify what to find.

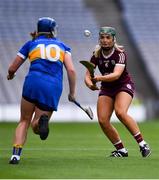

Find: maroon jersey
90;48;135;97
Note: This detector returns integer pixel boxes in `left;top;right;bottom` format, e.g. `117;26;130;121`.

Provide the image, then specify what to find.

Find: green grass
0;121;159;179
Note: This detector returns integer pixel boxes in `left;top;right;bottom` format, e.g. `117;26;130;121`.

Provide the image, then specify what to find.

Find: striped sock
134;132;147;147
11;144;23;159
113;140;127;152
134;132;144;143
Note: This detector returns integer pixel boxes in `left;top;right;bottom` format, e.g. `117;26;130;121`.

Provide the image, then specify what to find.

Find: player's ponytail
114;43;124;52
114;37;124;52
30;31;38;40
30;31;54;40
94;45;101;58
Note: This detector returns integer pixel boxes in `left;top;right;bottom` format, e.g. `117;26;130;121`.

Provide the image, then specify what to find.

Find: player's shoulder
114;49;127;64
24;40;32;45
115;48;125;54
20;40;32;50
55;38;71;52
114;49;127;57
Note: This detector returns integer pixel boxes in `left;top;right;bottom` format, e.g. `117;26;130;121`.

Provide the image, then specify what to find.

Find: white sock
139;140;146;147
11;155;20;161
118;148;128;153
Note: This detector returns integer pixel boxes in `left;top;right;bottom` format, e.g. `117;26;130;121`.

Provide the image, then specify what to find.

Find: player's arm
93;64;125;83
7;55;25;80
7;41;30;80
64;53;76;102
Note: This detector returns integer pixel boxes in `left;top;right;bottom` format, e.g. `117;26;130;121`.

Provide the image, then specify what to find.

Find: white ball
84;30;91;37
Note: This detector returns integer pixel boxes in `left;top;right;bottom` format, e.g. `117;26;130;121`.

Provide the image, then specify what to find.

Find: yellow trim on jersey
60;50;65;62
28;47;65;62
29;48;41;62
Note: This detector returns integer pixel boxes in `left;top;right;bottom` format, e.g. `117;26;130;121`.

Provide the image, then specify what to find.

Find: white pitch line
0;148;137;151
0;148;107;151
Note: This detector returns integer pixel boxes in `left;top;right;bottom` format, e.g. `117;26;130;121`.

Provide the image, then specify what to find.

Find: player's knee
115;110;126;120
98;116;111;128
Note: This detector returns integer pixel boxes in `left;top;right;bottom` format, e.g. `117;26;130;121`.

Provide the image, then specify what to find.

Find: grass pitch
0;121;159;179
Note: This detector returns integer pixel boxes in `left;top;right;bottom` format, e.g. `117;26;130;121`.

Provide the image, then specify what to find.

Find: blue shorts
22;71;63;111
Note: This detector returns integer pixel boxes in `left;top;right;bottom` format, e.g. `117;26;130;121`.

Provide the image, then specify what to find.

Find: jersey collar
101;47;115;59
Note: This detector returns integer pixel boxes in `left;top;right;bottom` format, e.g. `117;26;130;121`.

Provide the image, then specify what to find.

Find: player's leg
97;95;128;157
31;107;53;140
9;97;35;164
29;76;61;140
114;91;151;157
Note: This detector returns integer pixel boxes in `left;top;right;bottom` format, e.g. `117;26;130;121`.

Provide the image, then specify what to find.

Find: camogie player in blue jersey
7;17;76;164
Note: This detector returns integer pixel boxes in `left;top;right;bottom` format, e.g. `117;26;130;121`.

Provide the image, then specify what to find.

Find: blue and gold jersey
17;35;71;80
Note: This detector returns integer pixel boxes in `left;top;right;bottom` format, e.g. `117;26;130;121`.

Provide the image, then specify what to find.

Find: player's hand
87;83;99;91
92;75;101;83
7;73;16;80
68;94;76;102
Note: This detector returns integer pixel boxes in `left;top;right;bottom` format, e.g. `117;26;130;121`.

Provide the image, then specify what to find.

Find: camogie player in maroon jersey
85;26;151;157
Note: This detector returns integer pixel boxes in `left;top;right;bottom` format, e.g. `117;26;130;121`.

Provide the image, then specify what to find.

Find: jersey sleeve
116;52;127;66
17;41;31;60
65;46;71;56
61;42;71;56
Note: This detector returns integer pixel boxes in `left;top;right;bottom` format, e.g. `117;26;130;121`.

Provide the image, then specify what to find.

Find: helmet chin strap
113;36;116;43
52;29;57;37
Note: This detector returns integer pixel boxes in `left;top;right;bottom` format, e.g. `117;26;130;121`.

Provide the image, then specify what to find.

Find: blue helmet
37;17;57;36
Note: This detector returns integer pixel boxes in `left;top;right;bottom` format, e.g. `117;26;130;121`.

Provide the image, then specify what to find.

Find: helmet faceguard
97;26;124;52
98;27;116;51
37;17;58;37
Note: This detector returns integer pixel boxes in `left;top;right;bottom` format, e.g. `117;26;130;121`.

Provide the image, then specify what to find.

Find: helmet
37;17;57;36
99;26;116;37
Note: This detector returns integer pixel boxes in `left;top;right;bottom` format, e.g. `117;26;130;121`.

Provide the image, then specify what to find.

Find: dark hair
30;31;54;40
